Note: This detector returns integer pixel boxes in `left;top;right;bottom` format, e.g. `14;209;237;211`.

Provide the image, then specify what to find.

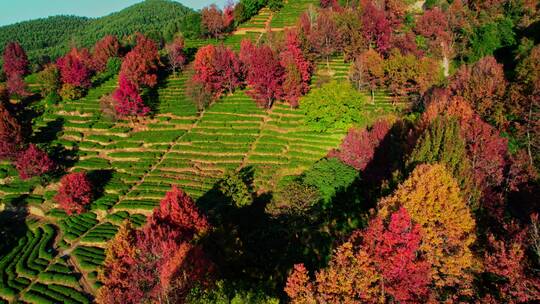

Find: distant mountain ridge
0;0;195;66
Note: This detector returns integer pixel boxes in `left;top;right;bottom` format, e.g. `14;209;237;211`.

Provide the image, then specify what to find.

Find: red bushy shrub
15;144;55;180
55;172;93;215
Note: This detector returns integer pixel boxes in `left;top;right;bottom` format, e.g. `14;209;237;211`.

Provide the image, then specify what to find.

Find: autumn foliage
201;4;234;39
421;92;510;218
57;47;93;88
113;75;150;117
0;103;23;160
91;35;120;72
98;186;213;304
415;7;452;59
240;39;284;108
2;42;28;78
361;1;391;54
449;56;507;127
192;44;243;99
2;42;29;96
15;144;55;180
329;119;391;171
286;207;430;303
54;172;93;215
112;33;159;116
483;225;540;303
118;33;159;89
165;37;186;74
280;30;312;107
378;164;477;299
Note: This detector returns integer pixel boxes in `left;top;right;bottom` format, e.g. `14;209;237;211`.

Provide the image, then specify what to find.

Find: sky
0;0;229;26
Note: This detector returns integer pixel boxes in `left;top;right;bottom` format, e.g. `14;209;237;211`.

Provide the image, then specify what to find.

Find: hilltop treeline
0;0;195;68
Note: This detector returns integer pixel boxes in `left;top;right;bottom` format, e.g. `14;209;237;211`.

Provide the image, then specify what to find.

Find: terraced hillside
271;0;319;28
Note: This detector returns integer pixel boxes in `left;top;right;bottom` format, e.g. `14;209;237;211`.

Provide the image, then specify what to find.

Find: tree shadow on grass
87;169;114;201
0;197;30;256
32;117;65;144
197;183;337;298
144;69;171;115
48;144;80;176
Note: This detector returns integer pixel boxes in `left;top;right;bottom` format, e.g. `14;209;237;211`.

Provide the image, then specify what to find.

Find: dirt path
66;256;96;295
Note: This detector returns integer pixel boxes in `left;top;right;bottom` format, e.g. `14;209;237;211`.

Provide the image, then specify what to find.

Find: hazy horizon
0;0;229;27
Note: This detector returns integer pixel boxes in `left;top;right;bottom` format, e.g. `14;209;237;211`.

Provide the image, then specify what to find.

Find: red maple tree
308;10;340;68
285;207;431;303
165;37;186;74
280;30;312;107
193;44;243;99
415;7;452;59
113;75;150;117
483;223;540;303
449;56;507;127
2;42;29;77
329;119;391;171
0;103;23;160
2;42;29;96
361;1;392;54
202;4;233;39
15;144;55;180
119;33;159;89
5;74;28;97
92;35;120;72
363;207;431;302
54;172;93;215
57;47;93;88
240;39;284;108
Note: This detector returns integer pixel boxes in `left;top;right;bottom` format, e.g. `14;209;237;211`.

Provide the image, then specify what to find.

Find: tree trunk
527;101;534;166
326;56;330;71
371;88;375;104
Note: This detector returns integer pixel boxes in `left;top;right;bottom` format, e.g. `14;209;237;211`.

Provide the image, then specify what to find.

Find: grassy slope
0;4;402;302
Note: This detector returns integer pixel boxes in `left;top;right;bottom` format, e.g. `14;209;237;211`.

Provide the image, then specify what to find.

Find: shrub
59;84;84;101
99;93;118;122
105;57;122;76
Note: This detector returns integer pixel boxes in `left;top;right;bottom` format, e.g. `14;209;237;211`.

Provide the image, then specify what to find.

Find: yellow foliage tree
378;163;477;298
97;222;137;304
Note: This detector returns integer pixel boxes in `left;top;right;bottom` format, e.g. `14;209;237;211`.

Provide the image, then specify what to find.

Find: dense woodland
0;0;539;303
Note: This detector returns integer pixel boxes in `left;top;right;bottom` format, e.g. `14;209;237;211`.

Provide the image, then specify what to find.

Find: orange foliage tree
378;164;477;300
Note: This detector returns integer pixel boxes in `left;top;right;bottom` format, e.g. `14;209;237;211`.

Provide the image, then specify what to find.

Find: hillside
1;0;539;303
0;0;194;65
0;16;90;63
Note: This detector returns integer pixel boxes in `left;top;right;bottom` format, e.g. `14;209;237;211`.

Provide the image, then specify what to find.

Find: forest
0;0;539;303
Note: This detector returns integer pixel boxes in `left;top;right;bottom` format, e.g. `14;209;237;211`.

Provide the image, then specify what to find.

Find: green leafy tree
187;280;279;304
408;117;479;209
218;170;253;208
301;81;366;132
268;0;284;12
270;179;321;215
467;18;516;63
303;158;357;204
